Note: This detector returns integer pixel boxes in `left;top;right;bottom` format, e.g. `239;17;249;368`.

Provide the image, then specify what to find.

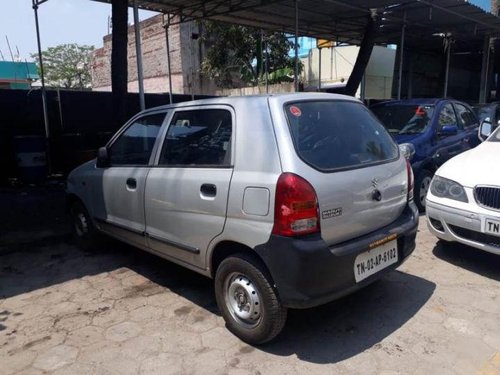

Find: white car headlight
430;176;468;203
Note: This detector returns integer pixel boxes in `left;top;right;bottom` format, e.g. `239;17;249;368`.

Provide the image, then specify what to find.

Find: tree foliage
200;21;302;88
31;44;94;89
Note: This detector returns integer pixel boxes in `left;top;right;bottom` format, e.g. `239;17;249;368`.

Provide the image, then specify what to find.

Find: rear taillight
406;160;414;201
272;173;320;236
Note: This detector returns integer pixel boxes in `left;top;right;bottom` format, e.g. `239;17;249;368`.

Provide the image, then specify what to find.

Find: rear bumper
254;201;419;309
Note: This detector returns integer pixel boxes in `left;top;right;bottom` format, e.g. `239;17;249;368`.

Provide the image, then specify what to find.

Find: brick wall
91;15;218;95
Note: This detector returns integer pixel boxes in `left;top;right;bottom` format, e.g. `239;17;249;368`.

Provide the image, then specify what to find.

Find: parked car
371;98;480;212
426;120;500;255
66;93;418;344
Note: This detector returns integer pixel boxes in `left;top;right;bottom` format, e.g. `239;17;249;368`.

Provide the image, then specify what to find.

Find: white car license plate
354;239;398;283
484;218;500;237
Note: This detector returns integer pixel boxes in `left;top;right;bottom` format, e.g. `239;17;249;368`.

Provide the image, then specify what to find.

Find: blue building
0;61;39;90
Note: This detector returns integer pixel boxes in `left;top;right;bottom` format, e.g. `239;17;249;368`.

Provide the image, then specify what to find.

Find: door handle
126;178;137;189
200;183;217;197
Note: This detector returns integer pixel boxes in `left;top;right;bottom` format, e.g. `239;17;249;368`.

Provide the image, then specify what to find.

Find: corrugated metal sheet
91;0;500;50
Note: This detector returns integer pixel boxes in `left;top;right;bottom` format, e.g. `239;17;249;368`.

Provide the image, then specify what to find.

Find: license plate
484;218;500;237
354;239;398;283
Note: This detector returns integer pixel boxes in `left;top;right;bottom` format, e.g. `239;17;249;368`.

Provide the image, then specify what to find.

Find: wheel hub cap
225;274;261;325
75;213;88;237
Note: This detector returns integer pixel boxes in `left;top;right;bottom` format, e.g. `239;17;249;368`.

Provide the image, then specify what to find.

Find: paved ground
1;186;499;374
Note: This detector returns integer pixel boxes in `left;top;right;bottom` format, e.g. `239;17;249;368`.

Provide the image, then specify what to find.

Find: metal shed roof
92;0;500;51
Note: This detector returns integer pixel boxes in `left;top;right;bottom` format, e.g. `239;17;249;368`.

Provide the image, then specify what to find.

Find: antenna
16;46;21;62
5;35;14;61
0;49;5;61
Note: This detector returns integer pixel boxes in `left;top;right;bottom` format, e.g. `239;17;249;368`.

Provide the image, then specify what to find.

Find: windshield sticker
290;106;302;117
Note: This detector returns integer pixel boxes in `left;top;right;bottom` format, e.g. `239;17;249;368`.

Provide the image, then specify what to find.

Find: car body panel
426;126;500;255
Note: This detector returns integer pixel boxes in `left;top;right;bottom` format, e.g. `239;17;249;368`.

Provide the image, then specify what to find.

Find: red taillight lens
272;173;320;236
406;160;414;201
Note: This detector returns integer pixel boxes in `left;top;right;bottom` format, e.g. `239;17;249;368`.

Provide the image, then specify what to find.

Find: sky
0;0;158;61
0;0;492;62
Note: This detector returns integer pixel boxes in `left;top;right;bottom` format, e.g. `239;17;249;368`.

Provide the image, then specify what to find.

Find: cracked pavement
0;188;499;374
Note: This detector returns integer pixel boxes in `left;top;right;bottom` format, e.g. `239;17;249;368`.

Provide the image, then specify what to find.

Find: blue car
371;98;480;212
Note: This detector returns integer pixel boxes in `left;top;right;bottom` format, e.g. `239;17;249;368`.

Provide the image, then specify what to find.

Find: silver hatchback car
67;93;419;344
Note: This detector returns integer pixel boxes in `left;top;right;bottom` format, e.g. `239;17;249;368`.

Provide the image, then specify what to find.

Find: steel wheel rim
420;176;432;207
74;212;89;237
223;272;262;328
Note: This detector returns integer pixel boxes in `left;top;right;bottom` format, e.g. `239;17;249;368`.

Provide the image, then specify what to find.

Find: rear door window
284;101;398;171
439;103;461;130
159;109;232;166
454;103;477;129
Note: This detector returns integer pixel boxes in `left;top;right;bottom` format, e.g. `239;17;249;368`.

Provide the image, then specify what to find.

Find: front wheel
214;254;287;345
415;170;433;212
70;201;101;251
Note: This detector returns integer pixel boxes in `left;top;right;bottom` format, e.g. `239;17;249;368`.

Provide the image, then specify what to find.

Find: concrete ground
1;185;499;374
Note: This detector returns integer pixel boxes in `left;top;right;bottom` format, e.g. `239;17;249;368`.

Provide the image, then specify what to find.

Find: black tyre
214;253;287;345
415;169;433;213
70;201;100;251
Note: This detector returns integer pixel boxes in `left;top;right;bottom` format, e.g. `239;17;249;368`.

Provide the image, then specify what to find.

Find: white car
426;121;500;255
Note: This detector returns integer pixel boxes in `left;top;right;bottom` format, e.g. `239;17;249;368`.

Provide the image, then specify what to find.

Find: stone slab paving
1;219;499;374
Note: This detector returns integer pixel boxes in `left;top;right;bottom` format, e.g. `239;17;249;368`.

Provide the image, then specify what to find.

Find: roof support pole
479;35;491;104
32;0;51;175
318;47;322;91
133;0;145;110
163;15;173;104
444;37;452;98
32;0;49;141
397;11;406;100
294;0;299;92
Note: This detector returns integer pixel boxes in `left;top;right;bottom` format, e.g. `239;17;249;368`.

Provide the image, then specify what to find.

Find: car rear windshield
284;100;398;171
371;104;435;135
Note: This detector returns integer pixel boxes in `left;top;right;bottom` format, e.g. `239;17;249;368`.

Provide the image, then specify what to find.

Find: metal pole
318;48;322;91
485;37;491;103
133;0;145;110
264;34;269;93
294;0;299;92
444;38;452;98
33;1;49;140
397;11;406;100
479;36;490;104
164;15;173;104
360;73;366;102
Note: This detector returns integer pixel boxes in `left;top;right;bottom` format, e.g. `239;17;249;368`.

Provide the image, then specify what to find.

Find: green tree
31;43;94;89
200;21;301;88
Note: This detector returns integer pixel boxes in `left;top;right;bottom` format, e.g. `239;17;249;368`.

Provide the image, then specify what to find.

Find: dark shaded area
258;272;434;363
432;240;500;282
0;88;213;182
0;180;69;240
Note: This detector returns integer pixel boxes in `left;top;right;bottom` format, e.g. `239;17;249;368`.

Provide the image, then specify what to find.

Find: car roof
138;92;361;116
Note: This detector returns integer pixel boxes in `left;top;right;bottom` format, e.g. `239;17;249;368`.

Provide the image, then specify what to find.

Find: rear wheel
415;170;433;212
214;254;287;344
70;201;100;251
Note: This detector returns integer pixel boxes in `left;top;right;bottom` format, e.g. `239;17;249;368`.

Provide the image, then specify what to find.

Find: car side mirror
478;120;492;142
438;124;458;136
96;147;110;168
399;143;415;160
